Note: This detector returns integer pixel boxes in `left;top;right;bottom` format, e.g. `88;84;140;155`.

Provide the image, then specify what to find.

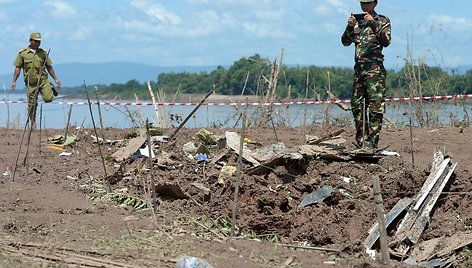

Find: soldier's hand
348;14;356;27
365;13;378;32
10;81;16;91
365;13;374;23
55;79;62;88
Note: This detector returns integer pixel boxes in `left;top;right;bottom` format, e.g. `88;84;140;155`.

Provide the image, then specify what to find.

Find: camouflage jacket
341;11;391;65
13;47;52;86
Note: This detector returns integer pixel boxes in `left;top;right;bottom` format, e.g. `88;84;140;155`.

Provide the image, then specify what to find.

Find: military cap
30;32;42;41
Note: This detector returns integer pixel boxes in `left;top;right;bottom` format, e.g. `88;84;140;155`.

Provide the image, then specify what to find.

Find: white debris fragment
380;150;400;156
340;176;351;183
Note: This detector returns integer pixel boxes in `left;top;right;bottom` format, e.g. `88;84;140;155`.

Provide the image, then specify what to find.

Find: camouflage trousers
351;62;387;148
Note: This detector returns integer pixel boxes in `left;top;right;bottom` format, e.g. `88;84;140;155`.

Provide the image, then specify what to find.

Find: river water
1;93;471;129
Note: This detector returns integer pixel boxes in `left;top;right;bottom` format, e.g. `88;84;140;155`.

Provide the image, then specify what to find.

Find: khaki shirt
13;48;52;86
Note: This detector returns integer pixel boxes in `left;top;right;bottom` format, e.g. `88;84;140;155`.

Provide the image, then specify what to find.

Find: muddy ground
0;125;471;267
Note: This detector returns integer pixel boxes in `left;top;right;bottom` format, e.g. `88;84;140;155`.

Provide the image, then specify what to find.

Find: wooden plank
372;175;391;265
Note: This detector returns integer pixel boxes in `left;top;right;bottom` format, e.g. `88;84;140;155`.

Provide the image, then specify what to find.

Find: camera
353;13;365;21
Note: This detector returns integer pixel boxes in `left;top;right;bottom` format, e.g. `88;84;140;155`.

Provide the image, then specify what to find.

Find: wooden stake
169;86;215;140
12;115;30;181
308;129;345;145
95;87;106;142
39;103;43;153
231;99;248;236
84;82;110;192
146;119;158;213
304;69;309;137
372;175;391;266
147;81;162;128
409;117;415;166
64;104;73;144
269;112;279;142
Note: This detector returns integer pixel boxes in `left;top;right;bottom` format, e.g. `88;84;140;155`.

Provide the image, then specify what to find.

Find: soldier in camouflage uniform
11;32;62;129
341;0;391;149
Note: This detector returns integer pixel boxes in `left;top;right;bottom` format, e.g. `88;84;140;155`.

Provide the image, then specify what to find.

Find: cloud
43;0;77;19
113;2;251;40
112;14;218;40
242;22;294;39
131;0;181;26
254;9;285;21
325;0;349;15
431;14;472;33
186;0;273;10
313;5;331;17
322;22;342;34
70;26;93;41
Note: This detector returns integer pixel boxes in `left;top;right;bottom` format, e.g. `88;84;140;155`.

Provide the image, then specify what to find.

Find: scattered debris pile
70;127;471;267
364;150;472;267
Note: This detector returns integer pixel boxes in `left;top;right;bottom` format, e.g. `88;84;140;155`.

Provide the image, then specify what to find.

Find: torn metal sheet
245;142;304;175
363;197;412;250
225;131;260;166
413;158;451;211
392;151;457;256
297;144;350;161
111;129;147;161
245;157;284;176
394;153;449;238
407;162;457;244
139;145;155;158
251;142;292;162
298;186;334;208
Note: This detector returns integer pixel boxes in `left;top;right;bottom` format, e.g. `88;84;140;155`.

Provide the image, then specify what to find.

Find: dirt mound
0;126;471;267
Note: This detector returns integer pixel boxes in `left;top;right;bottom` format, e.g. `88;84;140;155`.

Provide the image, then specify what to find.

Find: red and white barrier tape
1;94;470;107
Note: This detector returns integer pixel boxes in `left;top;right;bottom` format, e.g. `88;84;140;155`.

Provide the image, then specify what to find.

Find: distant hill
0;62;218;87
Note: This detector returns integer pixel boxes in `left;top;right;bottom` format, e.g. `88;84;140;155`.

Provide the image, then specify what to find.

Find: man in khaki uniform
11;32;62;128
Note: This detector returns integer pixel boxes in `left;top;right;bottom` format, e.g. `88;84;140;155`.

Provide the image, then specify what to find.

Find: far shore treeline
59;54;471;101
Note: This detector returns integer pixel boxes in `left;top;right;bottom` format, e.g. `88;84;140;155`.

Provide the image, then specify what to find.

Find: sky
0;0;471;75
